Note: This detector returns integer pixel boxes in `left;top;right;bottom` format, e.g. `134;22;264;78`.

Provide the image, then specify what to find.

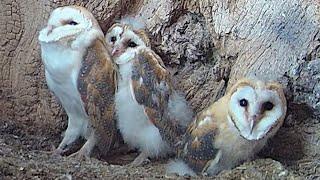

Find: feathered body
77;37;118;157
106;20;193;165
166;79;287;176
40;36;91;147
115;52;170;159
38;6;117;157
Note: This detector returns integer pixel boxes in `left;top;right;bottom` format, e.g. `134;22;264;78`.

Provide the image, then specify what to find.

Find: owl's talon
130;152;150;166
68;146;91;160
50;148;67;158
53;148;63;155
68;151;88;160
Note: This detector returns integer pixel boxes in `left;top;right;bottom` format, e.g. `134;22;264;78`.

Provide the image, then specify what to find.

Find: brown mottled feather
133;29;150;47
176;109;220;173
175;78;287;175
130;48;188;148
78;37;118;156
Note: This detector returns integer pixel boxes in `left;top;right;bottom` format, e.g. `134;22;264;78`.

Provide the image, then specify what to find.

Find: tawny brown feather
166;78;287;176
130;48;189;147
78;37;118;156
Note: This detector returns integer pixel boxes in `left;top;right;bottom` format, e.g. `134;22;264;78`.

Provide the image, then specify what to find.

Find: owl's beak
112;47;123;57
47;25;55;36
249;114;263;134
249;120;256;134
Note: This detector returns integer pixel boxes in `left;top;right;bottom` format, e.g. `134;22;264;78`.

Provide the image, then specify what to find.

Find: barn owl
38;5;117;158
166;78;287;176
105;20;193;166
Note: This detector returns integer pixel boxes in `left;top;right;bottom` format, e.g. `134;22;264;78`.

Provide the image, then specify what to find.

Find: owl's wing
78;38;118;155
130;48;186;147
177;112;221;174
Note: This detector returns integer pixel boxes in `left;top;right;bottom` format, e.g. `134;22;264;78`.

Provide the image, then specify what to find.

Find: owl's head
38;6;103;50
227;79;287;140
105;18;150;64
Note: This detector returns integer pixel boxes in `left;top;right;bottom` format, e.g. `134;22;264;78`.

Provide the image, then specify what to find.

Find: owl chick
38;6;117;158
105;20;193;166
166;78;287;176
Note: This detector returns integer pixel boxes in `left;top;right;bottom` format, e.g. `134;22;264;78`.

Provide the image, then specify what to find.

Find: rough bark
1;0;319;178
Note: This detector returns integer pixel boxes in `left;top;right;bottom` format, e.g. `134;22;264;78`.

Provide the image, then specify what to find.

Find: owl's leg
53;116;86;155
69;132;97;159
130;151;151;166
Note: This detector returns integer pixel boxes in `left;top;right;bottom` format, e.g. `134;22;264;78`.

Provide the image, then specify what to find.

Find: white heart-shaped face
106;23;148;65
112;28;147;64
38;6;103;49
228;85;284;140
38;6;104;76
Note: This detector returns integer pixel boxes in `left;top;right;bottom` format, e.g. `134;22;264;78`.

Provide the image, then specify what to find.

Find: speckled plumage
78;37;118;156
39;5;117;157
130;48;191;145
106;20;193;165
166;79;287;176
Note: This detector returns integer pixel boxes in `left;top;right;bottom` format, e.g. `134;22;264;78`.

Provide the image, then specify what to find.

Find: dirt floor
0;138;299;179
1;119;312;180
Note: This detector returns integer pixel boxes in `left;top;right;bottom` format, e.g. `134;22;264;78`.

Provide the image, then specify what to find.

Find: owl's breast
41;42;84;79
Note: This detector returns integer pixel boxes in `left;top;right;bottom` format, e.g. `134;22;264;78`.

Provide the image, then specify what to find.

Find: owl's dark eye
239;99;248;107
128;41;137;48
263;101;274;111
110;36;116;42
68;21;78;25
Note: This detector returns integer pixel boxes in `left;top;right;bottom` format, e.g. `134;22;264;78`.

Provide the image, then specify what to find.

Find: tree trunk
1;0;319;178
